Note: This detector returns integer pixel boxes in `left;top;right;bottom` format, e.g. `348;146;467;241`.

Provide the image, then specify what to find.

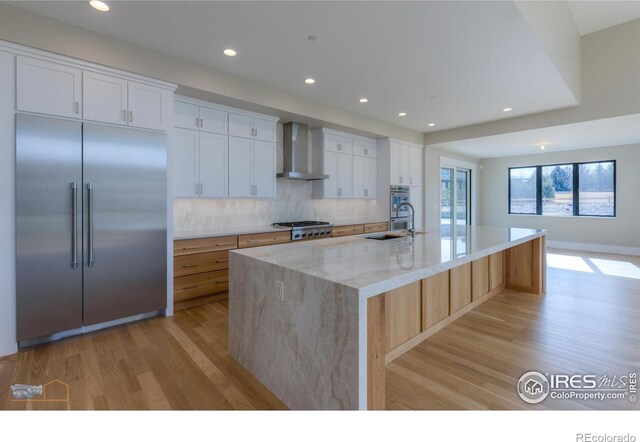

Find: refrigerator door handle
71;182;78;269
87;182;94;268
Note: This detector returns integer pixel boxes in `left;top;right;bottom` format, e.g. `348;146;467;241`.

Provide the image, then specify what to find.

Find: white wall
0;51;17;356
479;144;640;251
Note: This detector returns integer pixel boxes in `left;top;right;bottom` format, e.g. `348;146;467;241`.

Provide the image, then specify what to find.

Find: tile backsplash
173;179;386;232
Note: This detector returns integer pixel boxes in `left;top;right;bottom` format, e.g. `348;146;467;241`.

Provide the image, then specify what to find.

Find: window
508;160;615;217
509;167;537;214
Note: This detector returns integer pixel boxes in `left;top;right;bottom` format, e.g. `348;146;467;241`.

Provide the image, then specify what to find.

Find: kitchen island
228;226;546;410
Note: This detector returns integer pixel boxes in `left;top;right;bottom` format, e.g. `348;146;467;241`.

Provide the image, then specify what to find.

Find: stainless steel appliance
273;221;333;241
16;114;167;344
277;122;329;181
390;185;410;230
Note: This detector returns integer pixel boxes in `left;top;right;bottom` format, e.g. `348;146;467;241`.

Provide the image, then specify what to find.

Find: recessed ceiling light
304;78;316;85
503;107;513;112
359;98;368;103
398;112;407;117
89;0;109;12
427;123;436;127
540;145;545;150
308;35;317;42
223;49;237;57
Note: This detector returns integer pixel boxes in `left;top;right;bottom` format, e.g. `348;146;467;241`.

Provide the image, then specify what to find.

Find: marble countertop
232;225;545;298
173;219;389;240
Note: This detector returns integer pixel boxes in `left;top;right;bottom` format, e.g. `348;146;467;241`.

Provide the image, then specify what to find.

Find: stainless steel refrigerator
16;113;167;344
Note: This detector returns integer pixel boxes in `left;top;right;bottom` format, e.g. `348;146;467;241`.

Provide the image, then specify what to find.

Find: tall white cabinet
378;138;424;228
312;128;378;200
172;96;278;199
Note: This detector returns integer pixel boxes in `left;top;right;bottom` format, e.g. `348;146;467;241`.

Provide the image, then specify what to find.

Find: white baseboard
547;240;640;257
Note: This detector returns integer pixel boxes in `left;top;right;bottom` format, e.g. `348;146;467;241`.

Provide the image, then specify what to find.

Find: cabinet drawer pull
216;243;232;247
182;264;199;268
215;259;229;263
183;285;199;290
129;110;133;123
74;101;79;114
216;279;228;284
182;246;200;250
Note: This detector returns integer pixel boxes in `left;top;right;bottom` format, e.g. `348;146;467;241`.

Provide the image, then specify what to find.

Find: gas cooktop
273;221;333;240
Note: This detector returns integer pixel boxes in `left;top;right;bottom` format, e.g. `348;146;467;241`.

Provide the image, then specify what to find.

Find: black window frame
508;160;616;218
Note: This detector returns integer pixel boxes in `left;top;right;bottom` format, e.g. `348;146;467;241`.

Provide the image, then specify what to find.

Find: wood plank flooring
0;300;286;410
0;248;638;410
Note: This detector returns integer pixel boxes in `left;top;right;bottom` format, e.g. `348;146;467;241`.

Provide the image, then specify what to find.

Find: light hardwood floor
1;248;638;410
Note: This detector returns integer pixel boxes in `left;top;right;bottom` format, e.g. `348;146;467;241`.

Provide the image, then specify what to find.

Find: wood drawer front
364;222;388;234
332;224;365;237
174;236;238;256
238;231;291;248
174;270;229;302
174;250;229;277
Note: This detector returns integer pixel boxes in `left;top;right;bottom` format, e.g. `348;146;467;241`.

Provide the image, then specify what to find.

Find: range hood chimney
277;122;329;181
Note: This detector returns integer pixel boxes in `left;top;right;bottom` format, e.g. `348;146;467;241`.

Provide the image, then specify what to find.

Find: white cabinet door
409;147;423;187
364;157;378;199
390;143;400;185
172;129;199;198
174;101;199;130
352;155;365;199
410;186;423;230
337;153;353;198
228;136;253;197
324;133;341;153
199;106;227;135
83;71;128;125
353;139;377;158
323;151;339;199
229;112;253;139
253;141;276;198
17;56;82;119
199;133;228;198
253;117;275;142
399;145;411;185
128;81;170;130
338;136;353;155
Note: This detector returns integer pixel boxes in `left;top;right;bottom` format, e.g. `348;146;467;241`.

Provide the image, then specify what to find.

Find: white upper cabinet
198;132;228;198
390;142;421;186
409;146;423;187
353;139;377;158
175;100;227;134
174;101;200;130
229;113;276;142
83;71;128;125
199;106;227;135
128;81;171;131
173;129;228;198
228;136;275;198
17;56;82;119
252;140;276;198
312;128;377;200
353;156;377;199
228;136;253;198
173;129;199;198
364;156;378;199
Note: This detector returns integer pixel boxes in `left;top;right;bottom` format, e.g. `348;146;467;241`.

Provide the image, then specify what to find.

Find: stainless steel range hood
277;122;329;180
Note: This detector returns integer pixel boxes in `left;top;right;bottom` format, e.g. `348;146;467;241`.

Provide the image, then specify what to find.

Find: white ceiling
568;1;640;35
7;1;579;132
427;113;640;159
